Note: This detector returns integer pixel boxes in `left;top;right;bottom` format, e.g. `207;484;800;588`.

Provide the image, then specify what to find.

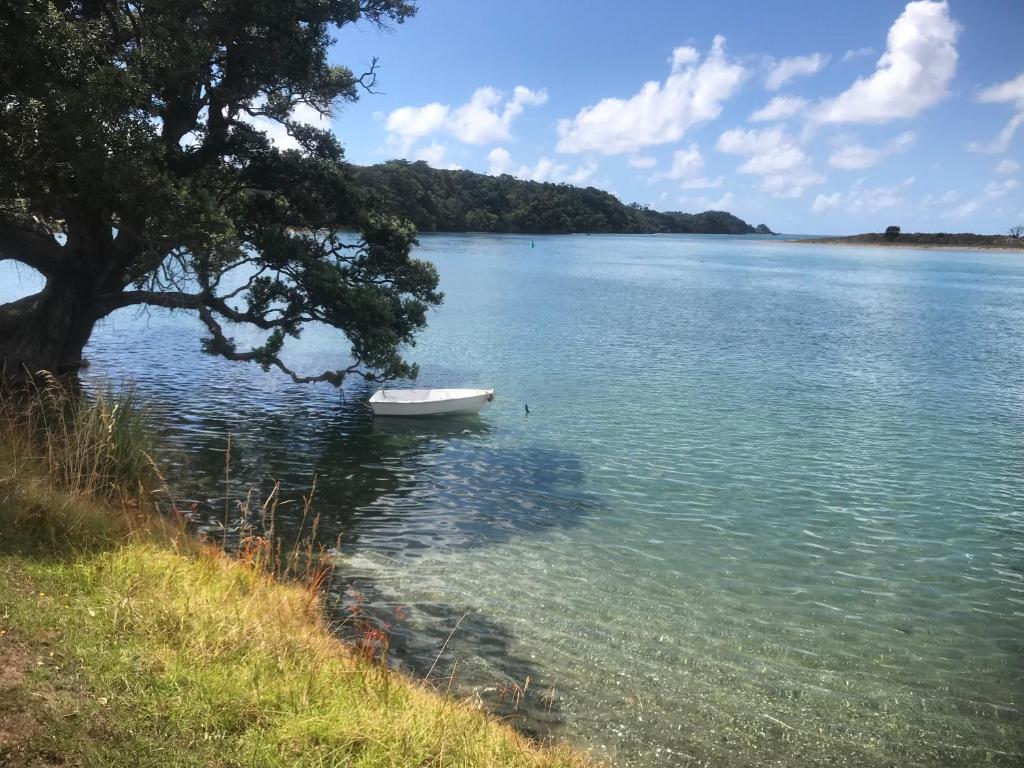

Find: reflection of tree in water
147;391;602;739
168;397;598;558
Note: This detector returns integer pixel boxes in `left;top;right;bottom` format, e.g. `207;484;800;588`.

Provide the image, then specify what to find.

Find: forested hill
349;160;773;236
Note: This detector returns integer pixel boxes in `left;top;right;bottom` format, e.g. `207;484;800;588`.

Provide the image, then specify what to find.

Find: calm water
4;235;1023;766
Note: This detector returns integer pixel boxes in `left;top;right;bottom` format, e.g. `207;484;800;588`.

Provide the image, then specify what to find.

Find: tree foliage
351;161;771;235
0;0;440;385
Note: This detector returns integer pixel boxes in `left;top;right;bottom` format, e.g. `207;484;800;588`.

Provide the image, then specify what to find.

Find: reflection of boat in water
370;413;491;438
369;388;494;417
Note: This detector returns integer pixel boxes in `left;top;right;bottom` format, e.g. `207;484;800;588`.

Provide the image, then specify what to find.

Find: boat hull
369;388;494;417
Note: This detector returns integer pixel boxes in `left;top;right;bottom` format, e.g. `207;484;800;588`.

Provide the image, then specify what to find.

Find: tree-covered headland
353;160;774;236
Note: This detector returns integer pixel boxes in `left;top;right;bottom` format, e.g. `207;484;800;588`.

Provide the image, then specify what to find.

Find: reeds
0;370;154;502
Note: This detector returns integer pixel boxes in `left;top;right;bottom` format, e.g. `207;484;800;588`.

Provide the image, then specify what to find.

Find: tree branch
0;219;66;277
195;306;369;386
94;287;377;385
96;288;281;330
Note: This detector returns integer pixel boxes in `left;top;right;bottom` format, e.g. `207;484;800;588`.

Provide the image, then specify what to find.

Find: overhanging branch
0;219;65;277
196;306;369;386
94;287;377;386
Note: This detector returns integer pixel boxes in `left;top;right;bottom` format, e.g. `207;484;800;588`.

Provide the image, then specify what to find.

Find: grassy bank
0;381;591;768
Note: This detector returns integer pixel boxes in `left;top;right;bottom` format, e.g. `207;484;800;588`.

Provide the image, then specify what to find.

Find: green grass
0;379;593;768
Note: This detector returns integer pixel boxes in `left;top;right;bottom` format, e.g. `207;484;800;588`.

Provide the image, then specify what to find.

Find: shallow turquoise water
3;235;1023;765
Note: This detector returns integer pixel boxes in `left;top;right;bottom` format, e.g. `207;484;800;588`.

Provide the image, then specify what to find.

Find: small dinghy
368;388;494;417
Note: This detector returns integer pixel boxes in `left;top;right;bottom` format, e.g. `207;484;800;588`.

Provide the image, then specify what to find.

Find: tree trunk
0;280;99;379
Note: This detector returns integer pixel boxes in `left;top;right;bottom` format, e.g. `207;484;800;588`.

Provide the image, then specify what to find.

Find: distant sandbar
792;232;1024;252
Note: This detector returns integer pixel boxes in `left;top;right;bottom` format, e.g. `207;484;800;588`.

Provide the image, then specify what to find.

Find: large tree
0;0;441;385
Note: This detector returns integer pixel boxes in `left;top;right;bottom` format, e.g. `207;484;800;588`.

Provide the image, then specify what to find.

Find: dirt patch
0;633;41;763
0;639;30;693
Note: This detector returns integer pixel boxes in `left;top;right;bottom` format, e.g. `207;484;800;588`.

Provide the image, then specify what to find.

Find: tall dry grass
0;370;154;502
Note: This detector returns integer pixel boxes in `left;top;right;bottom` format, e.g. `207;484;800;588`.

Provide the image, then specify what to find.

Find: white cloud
977;73;1024;106
967;113;1024;154
984;178;1020;199
716;125;824;197
448;86;548;144
750;95;809;122
413;142;447;167
828;130;916;169
765;53;828;91
487;148;597;185
385;102;449;148
556;35;745;154
242;102;333;151
842;47;876;62
967;73;1024;153
812;1;959;124
670;46;700;70
811;178;913;214
656;144;704;180
811;192;842;213
943;178;1021;220
995;158;1021;175
488;147;514;176
650;144;724;189
628;155;657;168
385;86;547;154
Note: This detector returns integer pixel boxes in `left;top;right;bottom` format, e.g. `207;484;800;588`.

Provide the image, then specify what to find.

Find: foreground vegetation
799;231;1024;249
0;380;591;768
352;160;774;235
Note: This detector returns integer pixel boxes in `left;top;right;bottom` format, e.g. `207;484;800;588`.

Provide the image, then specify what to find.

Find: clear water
3;235;1023;766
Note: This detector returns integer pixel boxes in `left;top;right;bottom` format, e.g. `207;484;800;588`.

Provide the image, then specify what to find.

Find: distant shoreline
791;233;1024;252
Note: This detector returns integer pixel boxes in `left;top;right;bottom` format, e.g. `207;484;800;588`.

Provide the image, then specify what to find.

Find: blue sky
310;0;1023;234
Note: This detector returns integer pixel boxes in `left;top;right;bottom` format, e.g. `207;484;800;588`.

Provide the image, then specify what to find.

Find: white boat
368;388;495;417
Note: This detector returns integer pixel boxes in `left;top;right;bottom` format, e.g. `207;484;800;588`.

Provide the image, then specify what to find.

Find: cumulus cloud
487;147;596;185
812;1;959;124
966;73;1024;153
828;130;916;169
995;158;1021;175
811;178;913;213
716;125;824;197
488;147;514;176
448;86;548;144
765;53;828;91
556;36;745;154
750;95;809;122
656;144;704;179
413;142;447;167
385;102;449;147
650;144;723;189
386;86;547;154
